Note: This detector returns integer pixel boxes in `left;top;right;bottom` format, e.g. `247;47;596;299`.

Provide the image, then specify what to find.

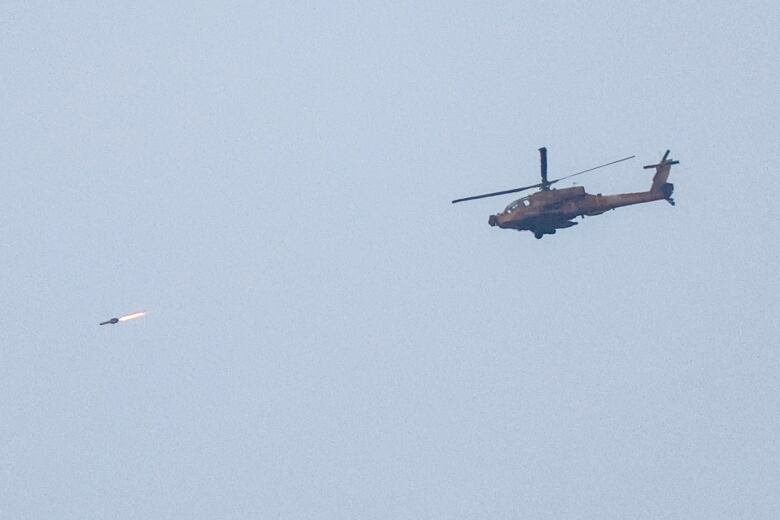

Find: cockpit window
505;197;531;212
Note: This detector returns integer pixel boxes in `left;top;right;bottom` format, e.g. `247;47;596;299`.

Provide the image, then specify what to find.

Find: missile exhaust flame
118;311;147;322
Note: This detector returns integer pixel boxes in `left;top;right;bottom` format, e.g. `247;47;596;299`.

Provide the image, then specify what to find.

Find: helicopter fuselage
488;183;674;238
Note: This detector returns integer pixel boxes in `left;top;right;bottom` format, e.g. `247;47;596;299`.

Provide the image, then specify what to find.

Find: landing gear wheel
534;232;543;239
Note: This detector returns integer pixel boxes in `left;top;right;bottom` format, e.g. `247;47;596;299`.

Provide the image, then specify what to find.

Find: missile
99;311;146;326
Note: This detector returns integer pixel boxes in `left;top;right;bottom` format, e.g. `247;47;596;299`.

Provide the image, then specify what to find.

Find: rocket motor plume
118;311;147;322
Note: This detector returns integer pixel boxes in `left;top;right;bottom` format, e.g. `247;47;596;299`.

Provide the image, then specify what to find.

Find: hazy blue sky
2;2;779;518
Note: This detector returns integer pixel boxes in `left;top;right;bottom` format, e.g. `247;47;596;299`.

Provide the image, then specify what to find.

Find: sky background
2;1;779;518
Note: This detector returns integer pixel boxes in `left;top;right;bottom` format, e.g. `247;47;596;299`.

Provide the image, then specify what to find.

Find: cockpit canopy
505;196;531;213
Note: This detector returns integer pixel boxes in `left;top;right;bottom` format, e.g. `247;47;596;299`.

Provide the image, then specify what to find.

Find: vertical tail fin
644;150;679;193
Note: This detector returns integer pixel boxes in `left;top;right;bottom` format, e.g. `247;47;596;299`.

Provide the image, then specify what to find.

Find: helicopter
452;147;679;238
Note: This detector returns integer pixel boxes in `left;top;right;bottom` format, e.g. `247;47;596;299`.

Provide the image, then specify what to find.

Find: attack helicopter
452;147;679;238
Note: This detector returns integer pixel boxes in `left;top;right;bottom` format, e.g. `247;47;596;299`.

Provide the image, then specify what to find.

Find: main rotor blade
451;154;635;204
539;147;548;186
549;155;635;184
451;182;544;204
